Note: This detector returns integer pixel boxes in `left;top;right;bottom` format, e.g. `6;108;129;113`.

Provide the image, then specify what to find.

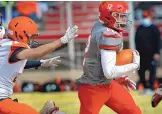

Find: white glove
115;75;136;92
0;26;5;38
133;50;140;70
60;25;78;44
40;56;61;67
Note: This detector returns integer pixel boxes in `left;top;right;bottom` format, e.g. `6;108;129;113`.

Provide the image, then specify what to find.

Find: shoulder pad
102;28;122;39
99;28;123;51
11;41;29;49
0;41;29;49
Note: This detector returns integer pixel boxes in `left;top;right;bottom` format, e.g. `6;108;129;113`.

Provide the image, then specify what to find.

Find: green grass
11;91;162;114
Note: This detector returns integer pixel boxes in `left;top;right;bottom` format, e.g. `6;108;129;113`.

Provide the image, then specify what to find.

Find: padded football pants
0;99;39;114
78;80;142;114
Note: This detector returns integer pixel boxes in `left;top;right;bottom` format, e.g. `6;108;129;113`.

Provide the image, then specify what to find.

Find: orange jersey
0;39;29;99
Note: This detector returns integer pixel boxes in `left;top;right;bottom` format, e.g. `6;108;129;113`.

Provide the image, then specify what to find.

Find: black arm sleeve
24;60;42;69
9;47;25;63
9;47;42;69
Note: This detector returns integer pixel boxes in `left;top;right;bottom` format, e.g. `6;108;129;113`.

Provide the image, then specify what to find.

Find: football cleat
40;100;65;114
152;84;162;107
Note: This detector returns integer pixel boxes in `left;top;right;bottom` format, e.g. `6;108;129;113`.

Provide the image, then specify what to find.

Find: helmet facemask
24;31;40;48
112;12;132;31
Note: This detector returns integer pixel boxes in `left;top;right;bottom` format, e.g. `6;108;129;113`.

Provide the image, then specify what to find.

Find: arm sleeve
9;47;25;63
10;47;42;69
8;41;29;63
101;49;138;79
24;60;42;69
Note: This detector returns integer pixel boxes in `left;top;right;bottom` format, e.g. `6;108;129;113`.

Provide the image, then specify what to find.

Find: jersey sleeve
9;47;25;63
8;41;29;63
97;29;123;51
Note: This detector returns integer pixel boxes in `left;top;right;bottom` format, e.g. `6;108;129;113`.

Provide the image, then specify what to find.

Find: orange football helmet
7;16;39;44
99;1;132;31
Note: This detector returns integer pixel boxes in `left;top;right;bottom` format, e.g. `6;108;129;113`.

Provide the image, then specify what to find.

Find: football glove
60;25;78;44
40;56;61;67
115;75;136;91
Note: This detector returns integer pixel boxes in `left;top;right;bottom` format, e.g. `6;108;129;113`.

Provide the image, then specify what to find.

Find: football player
76;1;141;114
0;16;78;114
0;15;61;70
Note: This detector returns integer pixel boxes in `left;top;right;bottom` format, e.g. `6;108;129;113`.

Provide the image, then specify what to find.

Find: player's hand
133;50;140;70
40;56;61;67
0;26;5;38
115;75;136;92
60;25;78;44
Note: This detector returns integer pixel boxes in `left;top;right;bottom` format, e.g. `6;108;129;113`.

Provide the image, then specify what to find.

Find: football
116;49;133;65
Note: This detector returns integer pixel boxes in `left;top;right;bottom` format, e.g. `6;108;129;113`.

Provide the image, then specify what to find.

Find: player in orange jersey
0;16;78;114
0;14;61;70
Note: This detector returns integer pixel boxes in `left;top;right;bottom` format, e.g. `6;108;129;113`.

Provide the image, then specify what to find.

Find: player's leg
78;84;109;114
152;84;162;107
0;98;39;114
105;80;142;114
0;99;65;114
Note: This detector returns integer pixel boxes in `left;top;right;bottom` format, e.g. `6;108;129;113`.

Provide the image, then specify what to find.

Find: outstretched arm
16;26;78;60
24;56;61;69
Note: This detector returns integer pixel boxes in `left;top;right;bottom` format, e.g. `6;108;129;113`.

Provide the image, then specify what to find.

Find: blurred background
1;1;162;114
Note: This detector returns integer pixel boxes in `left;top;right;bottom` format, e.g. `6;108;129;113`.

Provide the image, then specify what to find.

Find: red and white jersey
77;20;123;85
76;20;138;85
0;39;29;98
